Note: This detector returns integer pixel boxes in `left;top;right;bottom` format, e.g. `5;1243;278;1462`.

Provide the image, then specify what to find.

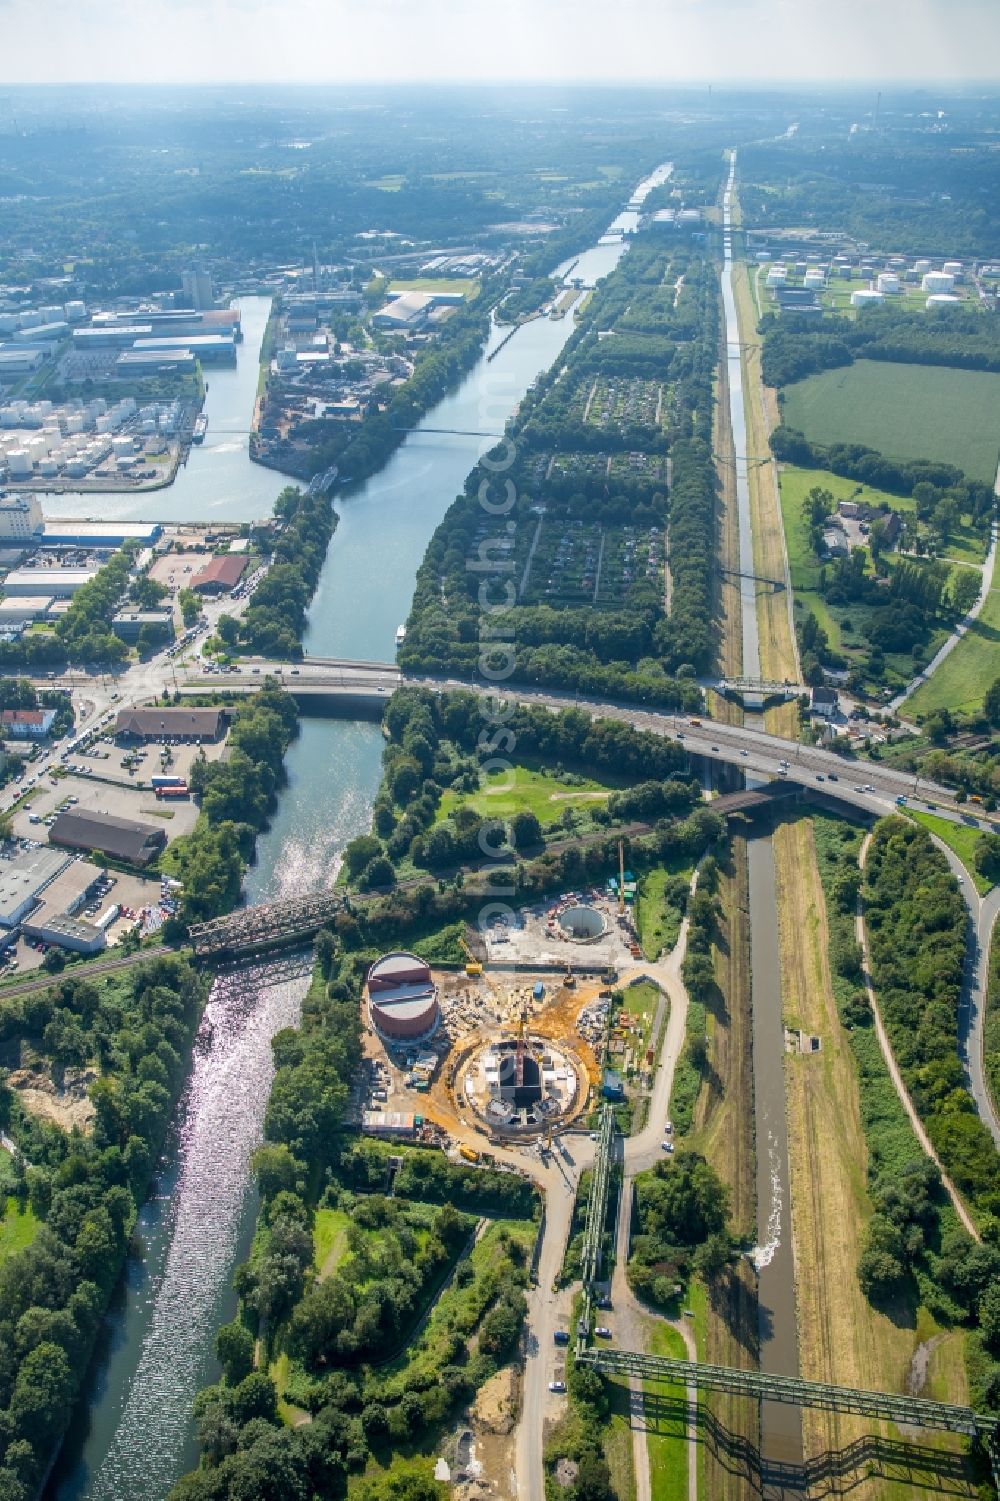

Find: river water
46;170;671;1501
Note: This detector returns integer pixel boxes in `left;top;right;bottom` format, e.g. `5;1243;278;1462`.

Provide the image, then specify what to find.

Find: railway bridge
188;891;349;958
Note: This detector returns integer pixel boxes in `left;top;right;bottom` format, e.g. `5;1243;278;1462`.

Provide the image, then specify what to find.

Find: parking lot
13;767;201;844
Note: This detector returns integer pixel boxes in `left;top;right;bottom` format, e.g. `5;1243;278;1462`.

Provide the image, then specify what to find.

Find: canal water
46;174;668;1500
720;150;803;1476
748;837;803;1479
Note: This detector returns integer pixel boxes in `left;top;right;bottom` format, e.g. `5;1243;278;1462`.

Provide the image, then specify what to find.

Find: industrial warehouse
0;845;111;954
48;809;168;867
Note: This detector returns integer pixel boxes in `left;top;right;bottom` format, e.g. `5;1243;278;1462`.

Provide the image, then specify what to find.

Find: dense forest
740;131;1000;258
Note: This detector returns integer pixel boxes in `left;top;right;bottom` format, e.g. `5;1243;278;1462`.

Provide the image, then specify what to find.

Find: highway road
410;676;974;819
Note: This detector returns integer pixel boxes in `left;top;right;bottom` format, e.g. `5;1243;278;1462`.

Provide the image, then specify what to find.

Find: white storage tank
876;272;901;294
913;258;932;274
64;300;87;322
37;458;58;477
7;451;32;478
926;294;962;308
942;261;963;276
922;271;955;293
851;289;885;308
766;266;788;288
804;268;825;288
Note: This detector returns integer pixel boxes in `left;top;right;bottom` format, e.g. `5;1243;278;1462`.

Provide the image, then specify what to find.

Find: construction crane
618;838;626;916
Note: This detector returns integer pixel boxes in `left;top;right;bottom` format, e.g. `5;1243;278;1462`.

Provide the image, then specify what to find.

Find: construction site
358;844;662;1149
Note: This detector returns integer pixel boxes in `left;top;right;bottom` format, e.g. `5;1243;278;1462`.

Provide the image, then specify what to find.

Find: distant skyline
2;0;1000;86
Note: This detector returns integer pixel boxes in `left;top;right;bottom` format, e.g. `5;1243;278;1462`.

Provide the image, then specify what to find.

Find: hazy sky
3;0;999;85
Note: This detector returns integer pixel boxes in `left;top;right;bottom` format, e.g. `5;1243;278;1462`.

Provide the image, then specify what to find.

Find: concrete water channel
722;151;804;1482
43;179;658;1500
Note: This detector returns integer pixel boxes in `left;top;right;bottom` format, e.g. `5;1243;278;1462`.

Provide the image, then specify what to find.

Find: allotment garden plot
517;514;665;608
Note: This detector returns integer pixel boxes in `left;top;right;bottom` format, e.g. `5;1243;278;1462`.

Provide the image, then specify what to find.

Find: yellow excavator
460;935;483;976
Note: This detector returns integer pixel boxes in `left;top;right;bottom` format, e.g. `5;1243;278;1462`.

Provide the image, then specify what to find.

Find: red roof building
191;555;247;594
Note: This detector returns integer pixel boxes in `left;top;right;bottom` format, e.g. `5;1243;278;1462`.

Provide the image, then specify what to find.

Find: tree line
163;682;299;929
0;956;208;1500
762;303;1000;390
812;812;1000;1420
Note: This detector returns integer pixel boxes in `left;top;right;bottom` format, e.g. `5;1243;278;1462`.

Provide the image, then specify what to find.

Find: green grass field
643;1320;690;1501
436;765;613;828
0;1195;38;1266
782;361;1000;487
621;979;662;1057
388;277;480;299
907;810;995;894
636;861;693;960
906;582;1000;720
312;1207;351;1276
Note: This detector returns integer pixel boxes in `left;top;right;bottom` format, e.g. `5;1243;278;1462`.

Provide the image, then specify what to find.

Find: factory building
49;808;167;867
0;350;47;378
366;952;440;1042
2;568;97;598
117;349;196;375
111;610;175;646
0;847;106;953
21;862;106;954
11;322;68;344
72;326;155;349
0;597;54;628
131;335;236;366
0;849;69;929
369;291;432;330
0;492;44;542
41;520;161;549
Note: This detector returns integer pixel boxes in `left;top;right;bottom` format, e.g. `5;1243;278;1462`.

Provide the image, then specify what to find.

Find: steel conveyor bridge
577;1347;1000;1483
580;1105;616;1288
